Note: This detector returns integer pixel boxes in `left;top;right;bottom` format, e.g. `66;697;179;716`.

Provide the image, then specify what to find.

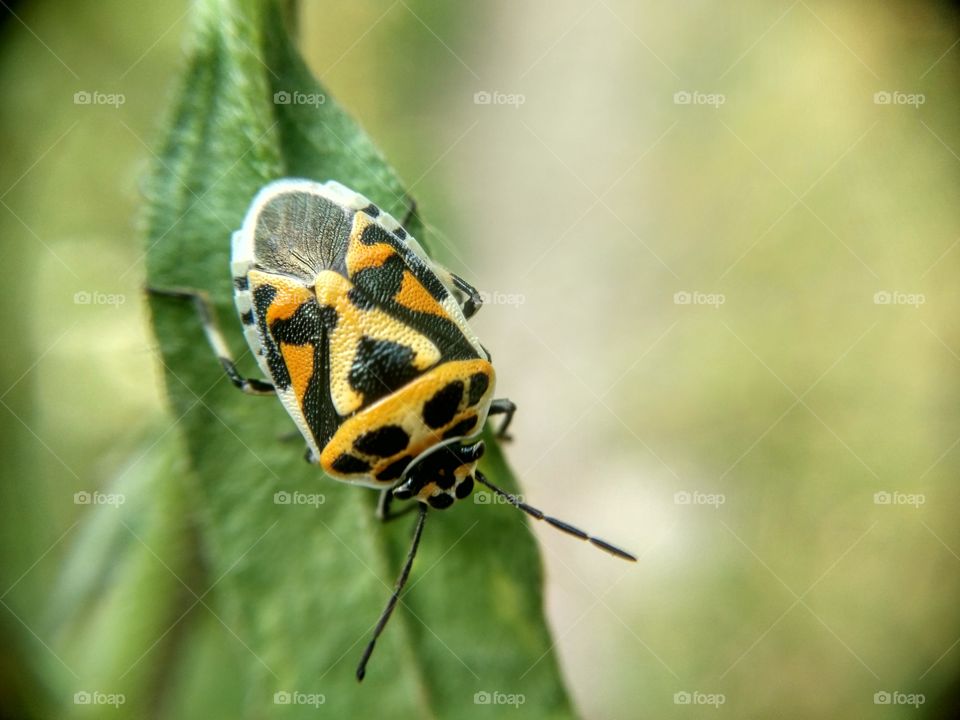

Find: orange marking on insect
345;213;396;274
281;342;314;405
395;271;447;317
347;242;395;274
248;270;314;325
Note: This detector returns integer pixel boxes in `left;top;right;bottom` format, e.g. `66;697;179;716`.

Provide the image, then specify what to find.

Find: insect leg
357;503;428;681
375;489;418;522
474;472;636;562
146;287;275;396
450;273;483;319
396;195;482;319
401;196;418;228
487;398;517;440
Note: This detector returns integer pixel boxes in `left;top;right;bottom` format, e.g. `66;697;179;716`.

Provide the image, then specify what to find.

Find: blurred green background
2;0;959;718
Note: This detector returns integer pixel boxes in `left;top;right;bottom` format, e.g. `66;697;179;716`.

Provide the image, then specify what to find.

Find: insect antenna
356;503;429;681
474;472;637;562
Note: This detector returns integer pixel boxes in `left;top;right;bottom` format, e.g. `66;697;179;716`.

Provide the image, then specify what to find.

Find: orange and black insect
150;179;635;680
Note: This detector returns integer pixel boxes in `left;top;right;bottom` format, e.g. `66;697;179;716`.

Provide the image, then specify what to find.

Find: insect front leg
401;196;418;228
487;398;517;440
450;273;483;319
146;287;275;396
398;195;482;319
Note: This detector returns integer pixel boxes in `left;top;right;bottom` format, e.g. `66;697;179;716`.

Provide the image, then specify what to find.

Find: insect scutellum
147;178;636;683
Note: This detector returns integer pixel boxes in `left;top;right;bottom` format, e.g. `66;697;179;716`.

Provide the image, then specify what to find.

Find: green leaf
52;433;245;720
143;0;577;717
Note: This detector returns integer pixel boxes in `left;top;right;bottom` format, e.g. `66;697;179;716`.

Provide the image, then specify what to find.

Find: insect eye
392;486;414;501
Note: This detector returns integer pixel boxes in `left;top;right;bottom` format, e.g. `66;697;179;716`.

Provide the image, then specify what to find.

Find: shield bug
149;179;635;680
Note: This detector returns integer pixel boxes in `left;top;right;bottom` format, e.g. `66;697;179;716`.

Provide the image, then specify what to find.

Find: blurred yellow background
1;0;959;717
